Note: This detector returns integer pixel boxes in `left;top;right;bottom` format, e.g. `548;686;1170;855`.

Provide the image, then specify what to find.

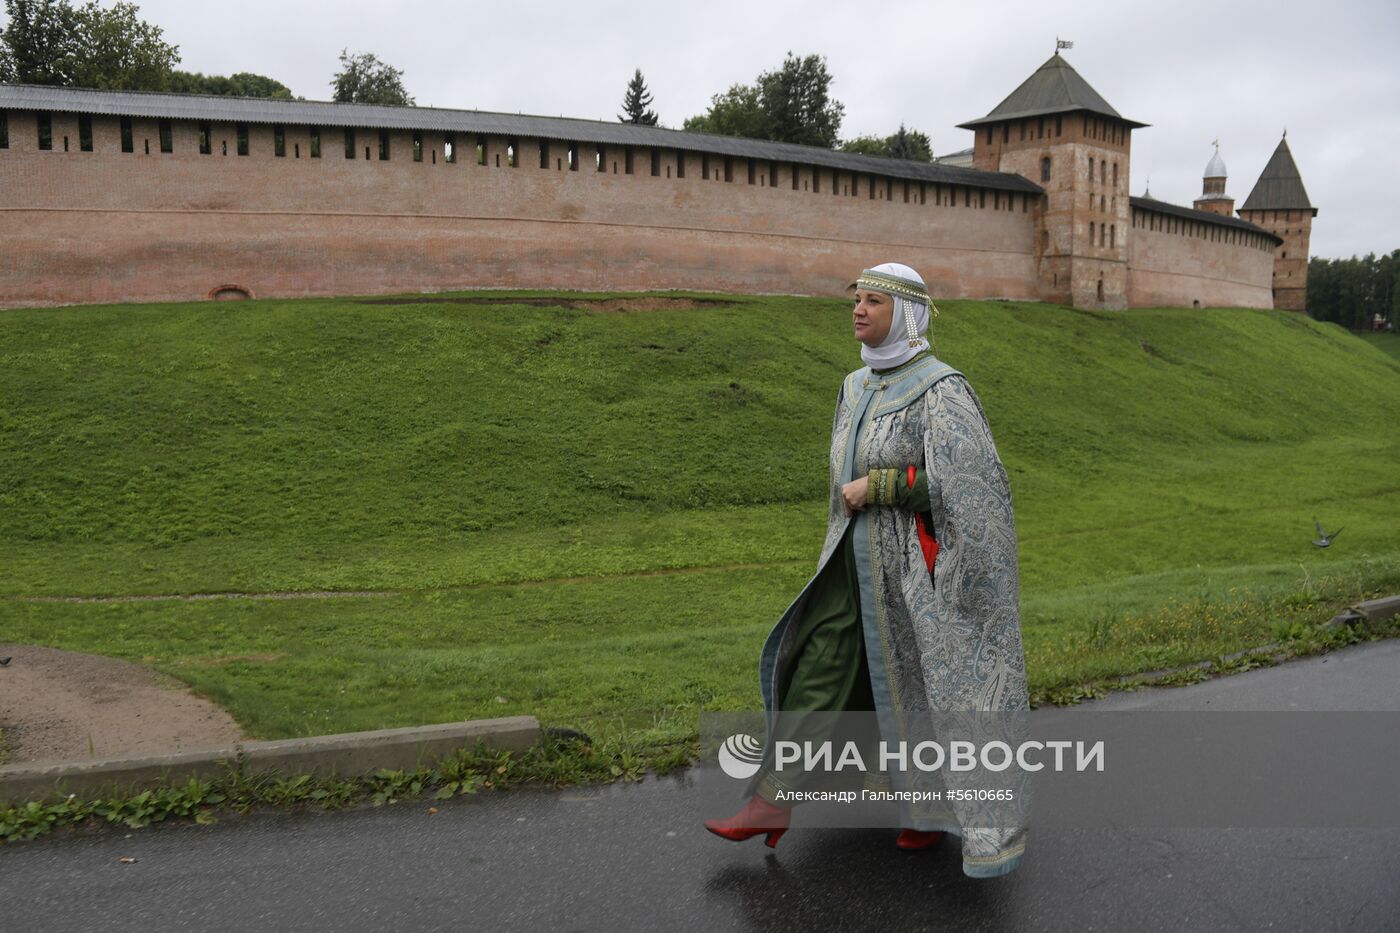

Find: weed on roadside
0;724;700;845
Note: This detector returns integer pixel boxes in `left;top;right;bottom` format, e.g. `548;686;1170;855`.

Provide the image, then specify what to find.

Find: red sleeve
909;464;939;573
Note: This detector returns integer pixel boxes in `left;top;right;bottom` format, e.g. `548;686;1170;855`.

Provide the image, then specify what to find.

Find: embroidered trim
843;370;866;413
866;468;897;507
902;296;920;347
872;361;962;416
855;268;931;305
843;358;963;429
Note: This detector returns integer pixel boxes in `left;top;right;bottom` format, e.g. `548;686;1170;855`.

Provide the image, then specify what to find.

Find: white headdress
852;262;937;370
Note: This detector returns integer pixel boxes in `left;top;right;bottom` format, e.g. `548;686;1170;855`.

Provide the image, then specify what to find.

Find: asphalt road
3;639;1399;933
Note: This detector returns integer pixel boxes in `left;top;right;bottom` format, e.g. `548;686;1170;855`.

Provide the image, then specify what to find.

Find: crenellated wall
0;107;1280;311
0;112;1040;308
1127;204;1276;308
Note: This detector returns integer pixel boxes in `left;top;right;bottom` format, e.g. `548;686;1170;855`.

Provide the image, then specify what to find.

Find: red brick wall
0;110;1278;311
0;112;1039;308
1237;208;1314;312
1127;207;1276;308
974;114;1132;308
1193;196;1236;216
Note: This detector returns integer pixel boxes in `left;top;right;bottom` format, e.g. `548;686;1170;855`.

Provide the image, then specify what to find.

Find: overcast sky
26;0;1400;259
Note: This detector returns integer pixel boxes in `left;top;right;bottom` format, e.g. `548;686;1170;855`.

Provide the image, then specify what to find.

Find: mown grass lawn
1359;330;1400;360
2;291;1397;743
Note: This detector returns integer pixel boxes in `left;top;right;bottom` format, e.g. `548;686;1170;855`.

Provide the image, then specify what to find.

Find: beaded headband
851;267;940;347
852;268;931;305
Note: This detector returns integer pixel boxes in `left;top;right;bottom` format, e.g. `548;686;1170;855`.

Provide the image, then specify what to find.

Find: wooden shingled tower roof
958;52;1147;129
1240;136;1315;213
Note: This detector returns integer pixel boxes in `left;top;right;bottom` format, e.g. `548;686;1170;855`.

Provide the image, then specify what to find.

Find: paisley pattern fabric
748;353;1030;877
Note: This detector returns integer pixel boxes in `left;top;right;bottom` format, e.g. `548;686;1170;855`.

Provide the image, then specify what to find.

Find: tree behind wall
840;124;934;162
169;70;295;99
757;52;843;148
1;0;84;85
682;82;764;139
330;49;415;106
1;0;179;90
618;68;658;125
684;52;844;148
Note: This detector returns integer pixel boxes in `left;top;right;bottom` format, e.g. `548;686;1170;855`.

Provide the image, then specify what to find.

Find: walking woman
704;263;1030;878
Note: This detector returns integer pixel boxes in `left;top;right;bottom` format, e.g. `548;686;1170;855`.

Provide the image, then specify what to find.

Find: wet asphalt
2;639;1398;933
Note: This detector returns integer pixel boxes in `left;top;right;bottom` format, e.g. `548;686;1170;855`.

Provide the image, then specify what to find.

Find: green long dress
753;454;933;801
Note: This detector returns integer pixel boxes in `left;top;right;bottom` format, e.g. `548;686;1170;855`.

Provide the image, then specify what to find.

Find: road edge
0;716;540;805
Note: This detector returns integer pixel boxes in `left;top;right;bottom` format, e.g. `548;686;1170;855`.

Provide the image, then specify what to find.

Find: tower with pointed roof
959;51;1146;309
1194;143;1234;216
1238;136;1316;311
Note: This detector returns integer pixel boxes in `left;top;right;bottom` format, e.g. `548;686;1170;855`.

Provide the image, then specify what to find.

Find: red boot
704;795;791;848
896;829;945;851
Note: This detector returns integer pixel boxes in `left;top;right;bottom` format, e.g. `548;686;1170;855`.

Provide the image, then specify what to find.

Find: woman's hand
842;477;868;515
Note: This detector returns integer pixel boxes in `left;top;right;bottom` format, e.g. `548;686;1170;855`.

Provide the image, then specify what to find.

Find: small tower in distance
1238;135;1317;312
1194;142;1234;216
959;51;1147;309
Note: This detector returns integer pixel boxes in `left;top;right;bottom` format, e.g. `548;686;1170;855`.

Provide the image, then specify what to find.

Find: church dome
1204;147;1227;179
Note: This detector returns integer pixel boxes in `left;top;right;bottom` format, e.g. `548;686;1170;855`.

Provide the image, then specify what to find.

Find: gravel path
0;643;245;766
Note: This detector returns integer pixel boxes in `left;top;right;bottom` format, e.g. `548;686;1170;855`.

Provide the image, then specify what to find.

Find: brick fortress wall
1127;204;1276;308
0;108;1278;310
1237;208;1313;312
0;111;1039;309
973;113;1133;309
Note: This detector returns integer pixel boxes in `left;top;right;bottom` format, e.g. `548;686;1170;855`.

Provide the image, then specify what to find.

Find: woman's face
852;289;895;347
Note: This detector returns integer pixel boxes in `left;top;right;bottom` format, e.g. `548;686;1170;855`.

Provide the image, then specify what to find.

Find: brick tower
1238;135;1316;311
1194;143;1234;216
959;51;1146;309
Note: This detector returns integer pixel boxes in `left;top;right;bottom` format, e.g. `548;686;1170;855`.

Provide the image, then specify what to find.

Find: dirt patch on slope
0;644;246;766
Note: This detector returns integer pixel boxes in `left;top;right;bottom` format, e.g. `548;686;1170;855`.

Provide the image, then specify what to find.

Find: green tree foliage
684;51;844;148
618;68;658;125
68;0;177;89
169;70;294;99
1;0;84;85
0;39;15;82
838;135;886;157
887;124;932;161
1;0;179;90
330;48;414;106
682;82;763;138
758;52;843;148
839;124;934;162
1307;250;1399;330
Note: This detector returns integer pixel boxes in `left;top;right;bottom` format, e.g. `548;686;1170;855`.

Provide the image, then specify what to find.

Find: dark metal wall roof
959;52;1146;129
1130;196;1282;244
1239;137;1314;213
0;83;1043;194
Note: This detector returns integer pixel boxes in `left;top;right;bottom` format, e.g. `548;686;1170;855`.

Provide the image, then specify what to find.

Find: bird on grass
1312;519;1343;548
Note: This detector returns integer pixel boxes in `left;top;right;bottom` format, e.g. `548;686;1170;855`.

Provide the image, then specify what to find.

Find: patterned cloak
746;353;1030;877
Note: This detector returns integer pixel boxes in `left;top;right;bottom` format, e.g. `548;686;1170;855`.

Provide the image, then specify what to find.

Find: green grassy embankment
2;292;1397;743
1358;331;1400;360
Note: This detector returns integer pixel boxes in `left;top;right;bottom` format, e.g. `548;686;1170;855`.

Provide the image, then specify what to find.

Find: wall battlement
0;62;1295;311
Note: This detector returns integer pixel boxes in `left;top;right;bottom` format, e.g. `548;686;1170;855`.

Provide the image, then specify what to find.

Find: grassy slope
1359;331;1400;360
2;293;1398;738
